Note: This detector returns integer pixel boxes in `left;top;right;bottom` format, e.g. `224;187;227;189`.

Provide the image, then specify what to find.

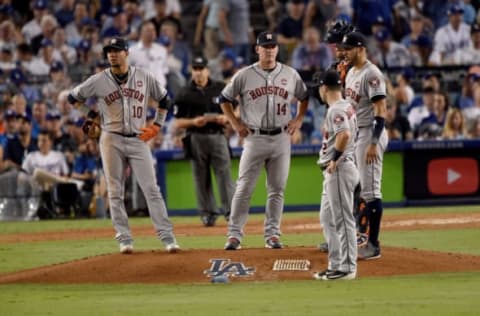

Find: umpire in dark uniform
174;55;235;227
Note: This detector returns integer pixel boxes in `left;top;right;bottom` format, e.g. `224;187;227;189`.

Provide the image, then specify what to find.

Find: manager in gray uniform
68;37;180;254
174;55;235;227
219;31;309;250
313;70;359;281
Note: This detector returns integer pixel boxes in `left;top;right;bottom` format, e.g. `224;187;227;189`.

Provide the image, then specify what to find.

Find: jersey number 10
132;105;143;118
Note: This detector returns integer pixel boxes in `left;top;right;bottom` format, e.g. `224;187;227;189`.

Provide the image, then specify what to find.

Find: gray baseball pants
320;159;359;273
100;132;176;246
228;132;290;241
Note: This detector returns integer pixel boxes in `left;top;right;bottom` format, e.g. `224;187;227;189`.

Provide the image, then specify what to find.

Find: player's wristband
154;109;166;126
67;93;78;105
332;149;343;162
372;116;385;145
158;95;172;109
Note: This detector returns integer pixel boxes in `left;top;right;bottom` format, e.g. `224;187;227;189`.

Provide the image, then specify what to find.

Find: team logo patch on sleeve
334;114;345;125
369;77;380;88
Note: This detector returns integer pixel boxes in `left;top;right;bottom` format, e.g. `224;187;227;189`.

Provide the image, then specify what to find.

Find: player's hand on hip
326;160;337;174
233;121;250;138
366;144;378;164
138;124;160;142
287;118;302;135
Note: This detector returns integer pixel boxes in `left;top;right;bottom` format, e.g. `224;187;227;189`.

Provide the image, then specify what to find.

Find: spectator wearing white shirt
463;77;480;131
64;1;89;47
429;4;471;65
372;27;412;68
21;130;70;190
457;23;480;65
21;0;49;44
129;21;169;88
408;85;436;135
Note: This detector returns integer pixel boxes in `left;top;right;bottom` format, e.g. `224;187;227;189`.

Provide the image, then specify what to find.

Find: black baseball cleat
265;236;283;249
358;241;381;260
322;270;356;280
313;269;334;280
224;237;241;250
201;214;218;227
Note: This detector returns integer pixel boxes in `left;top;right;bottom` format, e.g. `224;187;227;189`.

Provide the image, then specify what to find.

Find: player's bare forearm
218;10;233;46
175;117;207;129
287;99;308;134
327;130;350;173
334;130;350;152
372;98;387;118
221;102;249;137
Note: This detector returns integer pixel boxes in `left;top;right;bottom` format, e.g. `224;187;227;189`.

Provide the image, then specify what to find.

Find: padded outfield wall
155;140;480;214
155;144;404;214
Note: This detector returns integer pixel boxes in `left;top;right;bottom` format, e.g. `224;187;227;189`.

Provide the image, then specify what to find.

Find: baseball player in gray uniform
313;70;359;281
341;32;388;260
219;31;309;250
68;37;180;254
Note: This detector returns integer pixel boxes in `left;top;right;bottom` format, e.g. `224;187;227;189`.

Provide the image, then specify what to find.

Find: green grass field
1;205;479;316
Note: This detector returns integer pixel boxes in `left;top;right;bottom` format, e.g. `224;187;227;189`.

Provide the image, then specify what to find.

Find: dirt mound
1;246;479;284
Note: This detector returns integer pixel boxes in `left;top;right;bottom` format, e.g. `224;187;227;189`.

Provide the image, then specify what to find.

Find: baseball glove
138;124;160;142
82;119;101;139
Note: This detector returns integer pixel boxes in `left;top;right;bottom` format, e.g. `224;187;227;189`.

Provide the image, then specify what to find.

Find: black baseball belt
109;131;139;138
249;126;287;136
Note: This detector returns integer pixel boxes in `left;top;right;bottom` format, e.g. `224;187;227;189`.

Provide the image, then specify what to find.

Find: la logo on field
204;258;255;277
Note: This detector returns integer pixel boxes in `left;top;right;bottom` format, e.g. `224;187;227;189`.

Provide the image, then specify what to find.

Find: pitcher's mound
1;246;479;284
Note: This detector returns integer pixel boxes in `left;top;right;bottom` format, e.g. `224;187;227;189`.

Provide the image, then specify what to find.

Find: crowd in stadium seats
1;0;480;217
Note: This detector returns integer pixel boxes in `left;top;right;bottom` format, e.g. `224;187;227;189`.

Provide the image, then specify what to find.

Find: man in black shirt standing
174;55;235;227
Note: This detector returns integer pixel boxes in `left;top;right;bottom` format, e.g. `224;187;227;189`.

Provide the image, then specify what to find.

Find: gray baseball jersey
221;62;309;129
70;66;177;248
221;62;308;243
318;99;359;273
71;66;167;135
344;60;386;128
344;60;388;202
318;99;357;166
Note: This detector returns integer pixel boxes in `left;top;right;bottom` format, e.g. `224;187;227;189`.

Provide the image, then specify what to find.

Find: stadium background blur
1;0;480;218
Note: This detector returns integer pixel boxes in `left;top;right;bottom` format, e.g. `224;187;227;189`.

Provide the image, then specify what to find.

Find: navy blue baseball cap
447;4;464;15
318;70;342;87
46;110;61;120
77;39;91;51
17;112;31;122
374;28;390;42
103;37;128;52
50;60;64;72
256;31;277;46
109;6;123;17
10;68;25;85
4;109;17;119
33;0;47;10
40;38;53;48
339;31;367;49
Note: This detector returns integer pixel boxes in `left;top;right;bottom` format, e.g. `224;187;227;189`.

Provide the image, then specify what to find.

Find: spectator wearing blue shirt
100;7;131;40
2;112;37;171
71;140;98;192
277;0;305;58
352;0;397;35
291;26;333;72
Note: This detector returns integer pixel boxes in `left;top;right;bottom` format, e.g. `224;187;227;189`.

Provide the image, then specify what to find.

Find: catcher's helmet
103;37;128;58
325;20;355;44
